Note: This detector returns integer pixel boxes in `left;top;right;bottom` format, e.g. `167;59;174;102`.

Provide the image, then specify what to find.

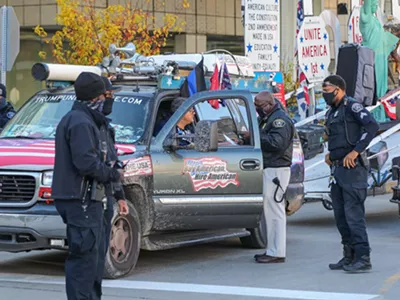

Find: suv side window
196;98;252;147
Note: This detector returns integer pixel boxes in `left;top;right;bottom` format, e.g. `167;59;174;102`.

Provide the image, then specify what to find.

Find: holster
358;151;370;170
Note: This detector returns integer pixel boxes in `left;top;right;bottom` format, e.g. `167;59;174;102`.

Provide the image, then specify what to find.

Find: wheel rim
110;216;134;264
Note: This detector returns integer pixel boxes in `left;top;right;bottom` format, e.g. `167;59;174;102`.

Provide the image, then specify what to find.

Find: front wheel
240;212;267;249
104;201;141;279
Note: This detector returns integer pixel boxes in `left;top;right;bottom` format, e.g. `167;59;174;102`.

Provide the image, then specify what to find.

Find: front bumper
0;211;66;252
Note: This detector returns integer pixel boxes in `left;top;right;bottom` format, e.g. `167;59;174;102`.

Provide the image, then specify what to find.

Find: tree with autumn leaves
34;0;189;66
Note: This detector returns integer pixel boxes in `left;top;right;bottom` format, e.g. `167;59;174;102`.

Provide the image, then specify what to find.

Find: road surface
0;194;399;300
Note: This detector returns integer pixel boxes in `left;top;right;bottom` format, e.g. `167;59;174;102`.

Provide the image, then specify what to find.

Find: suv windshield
0;93;151;144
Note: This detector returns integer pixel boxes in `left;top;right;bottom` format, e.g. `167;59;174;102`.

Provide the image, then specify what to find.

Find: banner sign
244;0;280;72
348;6;362;44
297;16;331;83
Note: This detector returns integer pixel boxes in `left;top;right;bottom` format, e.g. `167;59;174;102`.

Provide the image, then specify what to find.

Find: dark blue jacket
0;100;15;128
325;97;379;161
52;101;120;200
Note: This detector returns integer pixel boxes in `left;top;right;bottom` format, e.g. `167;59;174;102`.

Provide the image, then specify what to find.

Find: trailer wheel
322;199;333;211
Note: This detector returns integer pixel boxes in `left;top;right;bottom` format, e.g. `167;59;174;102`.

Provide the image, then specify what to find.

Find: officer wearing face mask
92;77;129;295
253;91;294;264
52;72;124;300
323;75;379;273
0;84;16;128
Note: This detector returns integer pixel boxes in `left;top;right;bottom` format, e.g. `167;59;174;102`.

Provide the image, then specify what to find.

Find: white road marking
0;277;381;300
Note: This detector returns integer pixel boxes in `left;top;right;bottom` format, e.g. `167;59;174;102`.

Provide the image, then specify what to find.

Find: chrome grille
0;175;36;202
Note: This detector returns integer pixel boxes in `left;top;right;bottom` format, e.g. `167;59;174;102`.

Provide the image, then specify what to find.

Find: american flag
0;139;136;167
295;0;304;58
183;157;239;192
380;88;400;120
295;0;310;106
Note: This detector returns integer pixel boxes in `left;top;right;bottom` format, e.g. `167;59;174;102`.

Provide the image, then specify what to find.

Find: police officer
0;84;16;128
323;75;379;273
253;91;295;264
52;72;123;300
92;77;129;297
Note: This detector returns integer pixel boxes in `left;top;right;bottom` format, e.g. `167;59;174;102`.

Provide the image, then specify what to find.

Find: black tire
240;212;267;249
104;201;141;279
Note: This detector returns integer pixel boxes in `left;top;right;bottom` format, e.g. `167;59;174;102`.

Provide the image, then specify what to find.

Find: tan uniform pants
263;167;291;258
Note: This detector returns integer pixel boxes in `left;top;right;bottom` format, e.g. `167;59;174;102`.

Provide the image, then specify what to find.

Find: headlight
42;171;53;186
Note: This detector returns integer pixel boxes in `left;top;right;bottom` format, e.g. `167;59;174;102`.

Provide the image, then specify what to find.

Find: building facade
1;0;396;108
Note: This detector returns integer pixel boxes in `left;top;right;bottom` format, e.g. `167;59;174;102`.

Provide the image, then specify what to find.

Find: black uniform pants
93;197;114;295
55;198;104;300
330;165;370;259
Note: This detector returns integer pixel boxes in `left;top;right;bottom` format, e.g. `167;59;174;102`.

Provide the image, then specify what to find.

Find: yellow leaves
34;25;47;38
183;0;190;9
38;51;47;60
33;0;181;65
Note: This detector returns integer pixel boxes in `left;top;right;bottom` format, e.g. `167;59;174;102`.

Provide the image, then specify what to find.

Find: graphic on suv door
183;157;240;191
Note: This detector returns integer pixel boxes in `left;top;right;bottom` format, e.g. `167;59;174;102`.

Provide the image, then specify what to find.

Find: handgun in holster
358;151;370;170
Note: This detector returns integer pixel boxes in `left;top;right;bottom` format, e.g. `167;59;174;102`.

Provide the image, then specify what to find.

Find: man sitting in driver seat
170;97;195;147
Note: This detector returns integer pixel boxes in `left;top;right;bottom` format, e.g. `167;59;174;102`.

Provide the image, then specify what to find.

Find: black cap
74;72;106;101
101;76;120;91
0;84;6;98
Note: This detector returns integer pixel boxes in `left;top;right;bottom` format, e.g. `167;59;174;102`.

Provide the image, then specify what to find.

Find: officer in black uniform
52;72;123;300
253;91;295;264
323;75;379;273
0;84;16;128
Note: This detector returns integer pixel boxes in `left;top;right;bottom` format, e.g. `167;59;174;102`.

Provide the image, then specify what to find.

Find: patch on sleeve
272;118;286;128
351;103;364;113
6;112;15;119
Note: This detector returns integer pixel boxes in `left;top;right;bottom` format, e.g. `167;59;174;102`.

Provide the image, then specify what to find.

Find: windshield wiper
0;135;38;139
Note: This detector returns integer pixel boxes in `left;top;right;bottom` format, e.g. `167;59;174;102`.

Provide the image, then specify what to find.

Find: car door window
196;99;252;147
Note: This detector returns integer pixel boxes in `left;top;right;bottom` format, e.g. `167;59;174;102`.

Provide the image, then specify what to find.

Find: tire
240;212;267;249
104;201;141;279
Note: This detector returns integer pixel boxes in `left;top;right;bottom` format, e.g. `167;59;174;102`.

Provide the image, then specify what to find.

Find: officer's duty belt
332;160;360;167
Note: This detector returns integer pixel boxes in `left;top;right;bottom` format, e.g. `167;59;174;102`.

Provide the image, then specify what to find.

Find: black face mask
257;108;266;118
323;91;336;106
102;97;114;116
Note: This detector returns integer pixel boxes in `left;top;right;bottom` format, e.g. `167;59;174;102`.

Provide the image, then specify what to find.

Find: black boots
329;245;354;270
343;255;372;273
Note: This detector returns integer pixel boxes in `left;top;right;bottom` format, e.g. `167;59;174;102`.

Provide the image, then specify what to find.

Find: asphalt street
0;194;399;300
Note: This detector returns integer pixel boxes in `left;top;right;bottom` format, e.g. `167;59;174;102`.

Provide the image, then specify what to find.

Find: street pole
1;6;7;86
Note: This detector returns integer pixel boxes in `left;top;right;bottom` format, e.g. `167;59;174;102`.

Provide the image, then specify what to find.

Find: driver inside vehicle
171;97;196;147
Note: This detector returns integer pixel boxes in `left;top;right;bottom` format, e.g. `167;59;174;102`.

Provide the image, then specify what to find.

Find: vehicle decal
123;156;153;176
0;139;135;166
183;157;239;192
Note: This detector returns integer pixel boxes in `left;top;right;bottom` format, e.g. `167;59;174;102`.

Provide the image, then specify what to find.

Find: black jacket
326;97;379;161
52;101;120;200
105;120;126;200
259;105;294;168
0;101;16;128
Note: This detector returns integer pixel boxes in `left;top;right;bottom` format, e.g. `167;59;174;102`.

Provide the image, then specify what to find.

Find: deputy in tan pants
253;91;295;263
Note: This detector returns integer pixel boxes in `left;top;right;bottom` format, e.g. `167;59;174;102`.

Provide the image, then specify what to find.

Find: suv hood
0;138;136;171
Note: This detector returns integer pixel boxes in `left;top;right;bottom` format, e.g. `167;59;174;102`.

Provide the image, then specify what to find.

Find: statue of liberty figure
360;0;399;98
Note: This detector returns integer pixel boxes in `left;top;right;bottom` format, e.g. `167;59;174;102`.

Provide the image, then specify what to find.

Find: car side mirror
194;120;218;152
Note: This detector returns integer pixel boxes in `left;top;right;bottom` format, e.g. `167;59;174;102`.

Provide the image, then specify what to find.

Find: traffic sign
0;6;20;84
297;16;331;83
348;6;363;44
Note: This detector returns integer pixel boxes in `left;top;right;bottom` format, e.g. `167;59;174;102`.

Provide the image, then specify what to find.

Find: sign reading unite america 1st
297;16;331;83
244;0;280;72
